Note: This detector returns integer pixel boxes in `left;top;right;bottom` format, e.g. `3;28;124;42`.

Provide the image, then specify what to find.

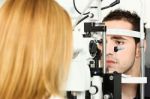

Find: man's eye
115;40;124;45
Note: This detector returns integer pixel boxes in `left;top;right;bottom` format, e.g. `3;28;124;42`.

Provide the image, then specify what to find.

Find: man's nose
106;41;115;55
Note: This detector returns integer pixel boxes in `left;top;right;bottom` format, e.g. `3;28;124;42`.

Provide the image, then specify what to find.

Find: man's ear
135;39;147;57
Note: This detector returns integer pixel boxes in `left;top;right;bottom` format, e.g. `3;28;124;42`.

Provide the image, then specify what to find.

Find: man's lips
106;60;116;65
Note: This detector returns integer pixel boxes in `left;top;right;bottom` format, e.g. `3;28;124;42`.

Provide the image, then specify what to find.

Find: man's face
99;20;140;73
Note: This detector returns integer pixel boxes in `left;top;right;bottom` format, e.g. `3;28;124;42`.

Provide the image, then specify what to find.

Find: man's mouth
107;60;115;63
106;60;116;66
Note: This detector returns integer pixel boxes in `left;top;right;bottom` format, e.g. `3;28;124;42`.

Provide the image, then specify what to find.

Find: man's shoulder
145;66;150;98
145;65;150;72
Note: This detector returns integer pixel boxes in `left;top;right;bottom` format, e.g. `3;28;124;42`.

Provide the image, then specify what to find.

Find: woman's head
0;0;72;98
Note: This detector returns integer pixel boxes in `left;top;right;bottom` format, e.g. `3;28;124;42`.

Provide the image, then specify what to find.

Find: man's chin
107;68;120;73
108;70;115;73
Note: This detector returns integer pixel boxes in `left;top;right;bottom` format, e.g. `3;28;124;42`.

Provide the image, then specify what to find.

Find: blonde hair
0;0;72;99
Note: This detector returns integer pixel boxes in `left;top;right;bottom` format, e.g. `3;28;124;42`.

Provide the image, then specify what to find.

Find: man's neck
122;84;138;99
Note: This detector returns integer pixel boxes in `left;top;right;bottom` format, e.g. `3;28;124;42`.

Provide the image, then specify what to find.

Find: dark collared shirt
134;66;150;99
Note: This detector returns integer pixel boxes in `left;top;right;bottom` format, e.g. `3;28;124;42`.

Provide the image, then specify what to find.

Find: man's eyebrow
111;35;127;40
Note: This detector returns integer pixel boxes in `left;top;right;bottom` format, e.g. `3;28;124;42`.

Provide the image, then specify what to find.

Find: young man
98;9;150;99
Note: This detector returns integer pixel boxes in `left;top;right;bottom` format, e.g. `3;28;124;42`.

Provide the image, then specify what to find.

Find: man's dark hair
102;9;146;44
